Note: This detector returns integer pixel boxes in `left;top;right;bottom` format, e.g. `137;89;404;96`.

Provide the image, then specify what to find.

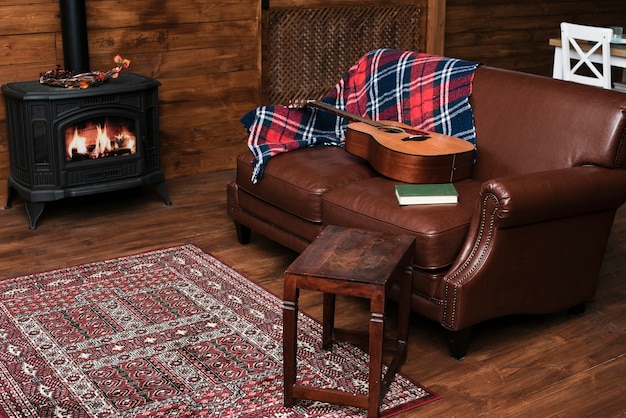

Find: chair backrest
560;22;613;89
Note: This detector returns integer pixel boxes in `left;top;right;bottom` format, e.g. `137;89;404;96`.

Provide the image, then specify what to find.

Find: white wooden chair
560;22;613;89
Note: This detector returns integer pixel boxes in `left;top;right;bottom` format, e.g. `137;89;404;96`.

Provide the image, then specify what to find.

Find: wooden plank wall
0;0;434;208
0;0;260;206
0;0;624;209
445;0;626;76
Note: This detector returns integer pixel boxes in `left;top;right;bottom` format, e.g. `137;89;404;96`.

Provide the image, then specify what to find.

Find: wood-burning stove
2;73;171;229
2;0;170;229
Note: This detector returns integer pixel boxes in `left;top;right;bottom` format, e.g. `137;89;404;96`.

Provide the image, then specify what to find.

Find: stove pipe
60;0;90;73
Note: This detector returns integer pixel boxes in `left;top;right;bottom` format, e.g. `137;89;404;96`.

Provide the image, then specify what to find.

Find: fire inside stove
65;117;137;162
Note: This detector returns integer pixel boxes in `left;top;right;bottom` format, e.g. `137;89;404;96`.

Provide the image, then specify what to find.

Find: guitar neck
305;100;380;127
303;100;431;138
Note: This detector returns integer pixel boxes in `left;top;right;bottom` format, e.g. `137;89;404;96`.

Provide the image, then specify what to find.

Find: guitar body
290;100;475;183
345;121;475;183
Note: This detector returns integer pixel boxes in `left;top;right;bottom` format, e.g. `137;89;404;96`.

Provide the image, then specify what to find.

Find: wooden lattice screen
262;4;422;105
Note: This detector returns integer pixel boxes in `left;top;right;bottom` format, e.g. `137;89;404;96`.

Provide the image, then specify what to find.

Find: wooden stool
283;225;415;418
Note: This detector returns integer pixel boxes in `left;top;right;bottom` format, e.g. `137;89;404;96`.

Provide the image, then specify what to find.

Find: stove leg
154;181;172;206
5;186;44;229
25;201;45;230
5;185;17;209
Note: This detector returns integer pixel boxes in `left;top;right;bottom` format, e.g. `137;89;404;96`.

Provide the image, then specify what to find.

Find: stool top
285;225;415;285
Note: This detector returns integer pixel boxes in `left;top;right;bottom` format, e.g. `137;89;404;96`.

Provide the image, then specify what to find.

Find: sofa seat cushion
322;177;482;269
235;147;377;222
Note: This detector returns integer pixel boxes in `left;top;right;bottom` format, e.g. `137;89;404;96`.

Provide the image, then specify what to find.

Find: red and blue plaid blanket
241;49;480;183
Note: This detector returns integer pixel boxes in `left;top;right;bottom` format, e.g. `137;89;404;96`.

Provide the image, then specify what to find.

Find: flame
67;127;88;159
94;124;113;156
65;118;136;161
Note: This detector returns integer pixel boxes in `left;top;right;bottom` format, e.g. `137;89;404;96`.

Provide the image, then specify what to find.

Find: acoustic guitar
292;100;475;184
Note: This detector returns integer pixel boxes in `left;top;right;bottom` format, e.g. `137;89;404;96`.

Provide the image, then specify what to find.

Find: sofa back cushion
469;66;626;181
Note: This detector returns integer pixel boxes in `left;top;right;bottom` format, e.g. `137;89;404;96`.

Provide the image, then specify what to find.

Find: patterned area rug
0;244;439;417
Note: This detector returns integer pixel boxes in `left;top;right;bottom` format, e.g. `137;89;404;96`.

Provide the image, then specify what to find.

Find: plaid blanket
241;49;480;183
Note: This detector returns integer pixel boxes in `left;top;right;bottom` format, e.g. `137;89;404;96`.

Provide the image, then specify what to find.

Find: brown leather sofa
227;65;626;358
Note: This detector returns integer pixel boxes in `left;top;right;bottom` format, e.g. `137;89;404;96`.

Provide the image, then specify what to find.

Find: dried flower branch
40;55;132;88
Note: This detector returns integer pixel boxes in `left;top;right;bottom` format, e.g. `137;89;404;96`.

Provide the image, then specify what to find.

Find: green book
395;183;458;205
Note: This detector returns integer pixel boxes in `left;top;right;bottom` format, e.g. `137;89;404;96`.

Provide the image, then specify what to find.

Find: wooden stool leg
397;266;412;364
283;275;299;407
368;291;386;418
322;293;336;350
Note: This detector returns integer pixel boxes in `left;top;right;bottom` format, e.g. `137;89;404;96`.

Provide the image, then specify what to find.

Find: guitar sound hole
377;126;405;134
403;134;430;141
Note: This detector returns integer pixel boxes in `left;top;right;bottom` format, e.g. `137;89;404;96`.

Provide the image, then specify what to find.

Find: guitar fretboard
304;100;430;138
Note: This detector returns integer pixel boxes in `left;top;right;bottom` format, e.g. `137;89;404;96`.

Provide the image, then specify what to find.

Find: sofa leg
446;328;472;360
234;222;251;245
567;303;586;316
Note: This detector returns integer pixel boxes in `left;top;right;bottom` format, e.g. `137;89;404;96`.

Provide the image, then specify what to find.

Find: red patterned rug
0;244;439;417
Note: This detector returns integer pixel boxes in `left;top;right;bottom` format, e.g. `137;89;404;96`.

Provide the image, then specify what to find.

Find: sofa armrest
441;165;626;332
482;165;626;228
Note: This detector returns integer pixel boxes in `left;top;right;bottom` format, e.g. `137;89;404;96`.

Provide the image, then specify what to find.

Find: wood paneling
1;0;625;208
0;0;260;207
445;0;626;76
0;0;438;206
426;0;446;55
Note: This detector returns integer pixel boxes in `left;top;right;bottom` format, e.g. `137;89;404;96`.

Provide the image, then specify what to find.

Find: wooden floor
1;171;625;417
